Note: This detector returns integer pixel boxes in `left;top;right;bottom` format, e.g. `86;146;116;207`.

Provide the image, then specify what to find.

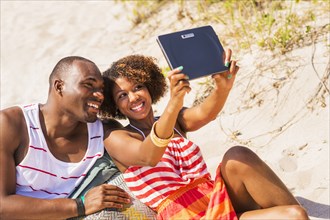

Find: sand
1;1;329;219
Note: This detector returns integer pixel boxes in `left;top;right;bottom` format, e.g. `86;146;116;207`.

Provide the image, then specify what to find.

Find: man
0;56;131;219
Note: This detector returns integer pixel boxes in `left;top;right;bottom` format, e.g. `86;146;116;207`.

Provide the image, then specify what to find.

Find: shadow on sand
296;196;330;219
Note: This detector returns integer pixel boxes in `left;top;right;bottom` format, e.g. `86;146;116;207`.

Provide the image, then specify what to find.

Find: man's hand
84;184;131;215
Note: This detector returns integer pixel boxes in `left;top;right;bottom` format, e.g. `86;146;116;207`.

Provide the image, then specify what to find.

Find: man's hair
49;56;95;87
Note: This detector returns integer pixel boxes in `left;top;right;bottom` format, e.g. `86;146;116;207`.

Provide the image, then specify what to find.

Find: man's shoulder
0;106;24;126
0;106;26;153
101;118;124;130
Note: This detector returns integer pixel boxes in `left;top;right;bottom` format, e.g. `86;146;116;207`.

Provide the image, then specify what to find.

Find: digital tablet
157;25;228;80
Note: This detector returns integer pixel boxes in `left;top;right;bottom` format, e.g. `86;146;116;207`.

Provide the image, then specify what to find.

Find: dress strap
129;124;146;139
173;127;184;138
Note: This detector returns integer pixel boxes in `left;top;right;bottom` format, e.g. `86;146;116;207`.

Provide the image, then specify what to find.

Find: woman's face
112;77;152;120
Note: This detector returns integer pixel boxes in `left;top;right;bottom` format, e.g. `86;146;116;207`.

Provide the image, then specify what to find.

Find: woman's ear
54;79;64;96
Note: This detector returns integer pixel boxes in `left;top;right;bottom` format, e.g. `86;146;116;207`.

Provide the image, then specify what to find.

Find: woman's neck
128;110;156;130
128;116;154;131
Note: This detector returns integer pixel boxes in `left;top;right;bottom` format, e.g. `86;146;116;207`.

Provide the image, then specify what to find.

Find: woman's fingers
170;73;189;86
225;60;238;80
212;59;239;81
166;66;184;79
177;79;191;94
230;60;239;74
170;73;190;94
166;67;190;93
224;48;232;67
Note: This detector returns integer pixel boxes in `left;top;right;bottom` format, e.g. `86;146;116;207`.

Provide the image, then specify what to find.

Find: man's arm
0;108;131;219
0;107;78;219
102;118;124;130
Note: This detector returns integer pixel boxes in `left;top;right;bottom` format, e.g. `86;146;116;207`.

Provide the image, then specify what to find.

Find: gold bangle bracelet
150;121;174;147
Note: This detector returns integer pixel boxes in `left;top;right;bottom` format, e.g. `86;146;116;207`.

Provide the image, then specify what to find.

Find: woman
100;52;308;219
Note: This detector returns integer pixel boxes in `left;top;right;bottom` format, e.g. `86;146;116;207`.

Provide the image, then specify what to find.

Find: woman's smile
130;102;145;112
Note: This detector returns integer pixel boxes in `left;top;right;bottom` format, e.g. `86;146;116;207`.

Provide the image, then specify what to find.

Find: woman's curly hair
100;54;168;119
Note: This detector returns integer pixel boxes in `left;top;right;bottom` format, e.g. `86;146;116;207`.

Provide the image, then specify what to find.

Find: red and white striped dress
124;123;237;220
124;124;211;208
16;104;104;199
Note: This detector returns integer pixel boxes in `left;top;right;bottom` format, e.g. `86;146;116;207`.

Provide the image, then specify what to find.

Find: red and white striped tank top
123;123;211;209
16;104;104;199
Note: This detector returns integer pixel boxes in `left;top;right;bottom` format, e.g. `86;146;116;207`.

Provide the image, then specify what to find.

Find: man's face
60;60;104;123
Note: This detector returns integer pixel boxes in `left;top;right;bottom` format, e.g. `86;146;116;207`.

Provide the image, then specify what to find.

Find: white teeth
88;103;99;109
131;103;143;111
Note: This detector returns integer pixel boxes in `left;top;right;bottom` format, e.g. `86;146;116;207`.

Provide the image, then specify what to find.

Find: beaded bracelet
75;197;85;217
150;121;174;147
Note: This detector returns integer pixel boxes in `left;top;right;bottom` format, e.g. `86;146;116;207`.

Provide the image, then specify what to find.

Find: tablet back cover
157;25;228;80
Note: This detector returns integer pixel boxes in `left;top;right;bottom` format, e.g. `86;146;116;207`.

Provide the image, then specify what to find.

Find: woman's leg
238;205;308;219
220;146;309;219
